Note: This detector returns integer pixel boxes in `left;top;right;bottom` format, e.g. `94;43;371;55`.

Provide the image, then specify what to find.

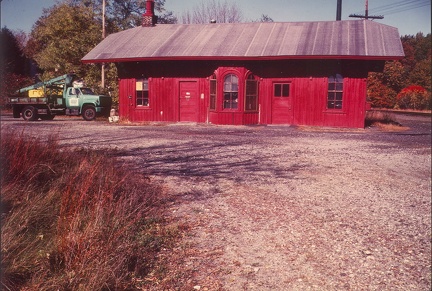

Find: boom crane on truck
8;74;112;121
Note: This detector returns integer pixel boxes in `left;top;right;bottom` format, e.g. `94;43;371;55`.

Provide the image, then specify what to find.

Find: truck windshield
80;88;95;95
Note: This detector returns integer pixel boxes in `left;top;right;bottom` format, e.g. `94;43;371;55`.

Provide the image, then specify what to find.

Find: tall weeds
1;129;174;290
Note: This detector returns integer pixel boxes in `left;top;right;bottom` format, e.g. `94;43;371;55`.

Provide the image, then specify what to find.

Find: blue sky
1;0;430;36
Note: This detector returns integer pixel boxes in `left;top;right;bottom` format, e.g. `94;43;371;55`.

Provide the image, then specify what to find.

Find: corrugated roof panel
311;22;325;55
228;24;259;56
259;23;285;56
329;22;343;55
183;24;218;56
365;21;391;56
82;20;404;62
221;24;251;56
200;24;234;56
349;21;366;55
245;23;271;56
296;22;318;55
278;23;303;55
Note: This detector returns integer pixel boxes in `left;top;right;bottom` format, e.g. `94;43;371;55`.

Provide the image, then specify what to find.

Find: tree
396;85;431;110
70;0;176;31
381;61;407;94
409;58;431;92
367;33;431;109
0;28;27;76
255;14;274;22
181;0;243;24
26;4;102;79
0;28;32;104
367;72;397;108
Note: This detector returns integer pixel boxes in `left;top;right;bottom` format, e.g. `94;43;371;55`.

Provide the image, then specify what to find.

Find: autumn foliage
368;33;431;110
396;85;431;110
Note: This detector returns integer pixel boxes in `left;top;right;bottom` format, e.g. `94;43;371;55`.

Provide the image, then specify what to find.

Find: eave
82;54;403;64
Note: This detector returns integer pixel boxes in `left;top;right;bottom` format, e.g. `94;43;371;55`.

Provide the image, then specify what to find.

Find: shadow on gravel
113;140;308;184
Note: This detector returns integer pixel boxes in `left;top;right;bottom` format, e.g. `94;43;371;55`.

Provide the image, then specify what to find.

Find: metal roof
82;20;404;63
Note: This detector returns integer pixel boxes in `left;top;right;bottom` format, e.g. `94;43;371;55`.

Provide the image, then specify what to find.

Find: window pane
246;80;257;95
335;74;343;82
137;91;143;106
232;83;238;91
328;101;335;109
210;79;216;94
231;75;239;85
210;95;216;110
224;82;230;91
336;92;343;101
232;92;238;102
336;83;343;91
224;93;231;109
282;84;290;97
335;101;342;109
328;92;334;100
328;83;335;91
246;96;257;111
274;84;281;97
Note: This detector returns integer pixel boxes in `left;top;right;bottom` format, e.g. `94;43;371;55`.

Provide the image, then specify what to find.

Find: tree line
0;0;430;110
368;33;431;110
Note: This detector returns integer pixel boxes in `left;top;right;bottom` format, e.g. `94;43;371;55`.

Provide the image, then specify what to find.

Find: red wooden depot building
82;0;404;128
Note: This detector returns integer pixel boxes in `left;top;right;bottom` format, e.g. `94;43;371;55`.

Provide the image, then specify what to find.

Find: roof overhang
82;55;403;64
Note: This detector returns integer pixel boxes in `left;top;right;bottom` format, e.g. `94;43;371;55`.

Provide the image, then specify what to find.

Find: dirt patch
1;113;431;290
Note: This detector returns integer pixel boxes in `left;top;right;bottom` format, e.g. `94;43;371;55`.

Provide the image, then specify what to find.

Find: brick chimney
142;0;157;27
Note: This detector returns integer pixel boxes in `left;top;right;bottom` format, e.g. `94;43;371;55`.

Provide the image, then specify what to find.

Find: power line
366;0;423;14
351;0;430;16
372;2;430;16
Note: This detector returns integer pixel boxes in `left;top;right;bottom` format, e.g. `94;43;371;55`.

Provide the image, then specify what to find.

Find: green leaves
28;4;101;77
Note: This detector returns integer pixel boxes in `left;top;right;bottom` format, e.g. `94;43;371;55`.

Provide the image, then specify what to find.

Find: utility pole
0;0;3;28
349;0;384;20
101;0;106;89
336;0;342;21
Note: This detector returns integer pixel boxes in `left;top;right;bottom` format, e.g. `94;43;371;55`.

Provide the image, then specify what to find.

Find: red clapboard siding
118;65;370;128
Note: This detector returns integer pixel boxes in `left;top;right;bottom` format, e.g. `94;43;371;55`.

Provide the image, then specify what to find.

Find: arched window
245;74;258;111
327;74;343;109
223;74;238;109
209;74;217;110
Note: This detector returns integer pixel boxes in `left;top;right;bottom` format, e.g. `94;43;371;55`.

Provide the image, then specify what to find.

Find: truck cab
64;81;112;121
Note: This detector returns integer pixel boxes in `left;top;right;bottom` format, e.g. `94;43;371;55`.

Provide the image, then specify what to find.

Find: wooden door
119;78;135;120
271;82;293;124
179;81;199;122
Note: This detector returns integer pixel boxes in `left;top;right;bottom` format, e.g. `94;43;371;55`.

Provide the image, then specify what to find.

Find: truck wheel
22;106;38;121
82;106;96;121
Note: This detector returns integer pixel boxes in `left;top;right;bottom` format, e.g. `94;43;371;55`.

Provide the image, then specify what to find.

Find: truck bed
8;97;49;104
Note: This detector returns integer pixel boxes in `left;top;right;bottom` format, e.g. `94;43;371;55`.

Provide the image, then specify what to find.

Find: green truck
8;74;112;121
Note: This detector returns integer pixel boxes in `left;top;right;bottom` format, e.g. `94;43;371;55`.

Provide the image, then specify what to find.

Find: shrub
396;85;431;110
1;130;175;290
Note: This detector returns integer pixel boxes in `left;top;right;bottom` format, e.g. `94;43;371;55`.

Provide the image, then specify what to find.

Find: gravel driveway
1;112;431;290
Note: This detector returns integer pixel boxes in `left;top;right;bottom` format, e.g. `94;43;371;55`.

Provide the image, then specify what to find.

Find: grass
365;110;409;131
0;129;183;290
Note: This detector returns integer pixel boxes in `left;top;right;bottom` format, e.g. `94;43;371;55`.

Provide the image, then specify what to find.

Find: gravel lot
1;112;431;290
